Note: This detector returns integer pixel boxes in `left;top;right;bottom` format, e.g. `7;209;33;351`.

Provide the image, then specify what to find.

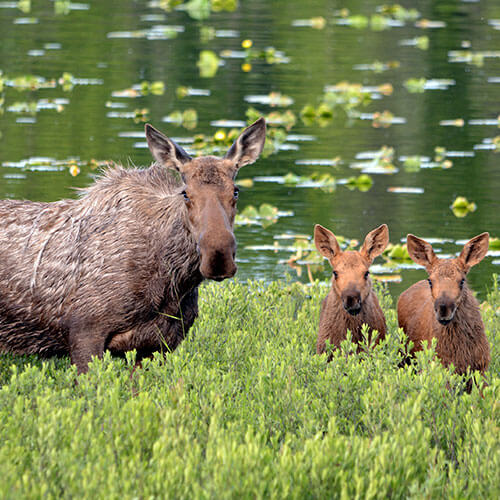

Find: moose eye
459;278;465;290
332;270;338;279
181;190;190;202
364;271;369;280
428;278;433;289
233;187;239;200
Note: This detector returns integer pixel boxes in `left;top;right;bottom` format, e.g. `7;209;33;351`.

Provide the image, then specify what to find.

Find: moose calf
397;233;490;379
0;118;266;374
314;224;389;354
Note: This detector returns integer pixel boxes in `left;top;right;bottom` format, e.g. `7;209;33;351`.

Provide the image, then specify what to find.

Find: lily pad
235;203;293;229
197;50;221;78
346;174;373;191
451;196;477;217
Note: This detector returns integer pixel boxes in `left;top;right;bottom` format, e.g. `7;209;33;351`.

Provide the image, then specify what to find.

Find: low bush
0;278;498;498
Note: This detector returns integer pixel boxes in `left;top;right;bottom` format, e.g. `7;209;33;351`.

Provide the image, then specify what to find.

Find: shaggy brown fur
314;224;389;354
397;233;491;379
0;118;266;374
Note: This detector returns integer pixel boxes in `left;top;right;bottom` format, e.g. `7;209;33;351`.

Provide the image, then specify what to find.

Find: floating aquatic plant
6;74;56;91
7;99;67;114
291;17;326;29
197;50;221;78
352;60;400;73
489;237;500;250
112;81;165;98
399;35;429;50
152;0;237;20
383;243;412;263
451;196;477;218
244;92;294;108
439;118;464;127
235;204;293;229
176;86;210;99
163;109;198;130
246;107;296;130
345;174;373;191
372;110;397;128
377;4;420;22
301;81;392;125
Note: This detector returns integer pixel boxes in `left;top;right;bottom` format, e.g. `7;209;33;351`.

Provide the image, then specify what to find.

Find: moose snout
434;297;457;325
199;233;237;281
341;289;362;316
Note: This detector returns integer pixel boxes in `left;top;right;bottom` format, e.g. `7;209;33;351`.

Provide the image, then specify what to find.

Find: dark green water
1;0;499;298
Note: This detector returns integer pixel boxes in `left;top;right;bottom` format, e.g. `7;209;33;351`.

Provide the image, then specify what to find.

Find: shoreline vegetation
0;278;498;498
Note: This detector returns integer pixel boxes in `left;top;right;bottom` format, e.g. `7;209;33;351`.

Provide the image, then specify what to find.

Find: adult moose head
145;117;266;281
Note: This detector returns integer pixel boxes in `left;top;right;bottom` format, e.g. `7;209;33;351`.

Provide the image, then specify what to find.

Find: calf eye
181;190;190;202
332;270;338;279
459;278;465;290
364;271;369;280
427;279;433;289
233;187;239;200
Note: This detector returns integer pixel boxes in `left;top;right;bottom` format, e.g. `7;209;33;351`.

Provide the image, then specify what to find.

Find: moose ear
360;224;389;262
458;232;489;272
314;224;341;260
224;117;266;173
145;123;192;172
406;234;438;270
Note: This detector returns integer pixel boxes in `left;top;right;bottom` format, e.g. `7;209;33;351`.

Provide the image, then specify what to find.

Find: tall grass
0;278;498;499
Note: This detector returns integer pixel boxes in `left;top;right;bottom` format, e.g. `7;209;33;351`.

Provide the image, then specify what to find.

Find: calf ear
314;224;341;260
406;234;437;270
145;123;192;172
458;232;489;271
360;224;389;262
224;118;266;174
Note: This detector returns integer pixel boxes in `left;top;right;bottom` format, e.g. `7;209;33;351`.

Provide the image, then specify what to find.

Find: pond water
0;0;499;299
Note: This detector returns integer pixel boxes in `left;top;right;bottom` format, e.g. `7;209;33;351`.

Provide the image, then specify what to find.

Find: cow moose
0;118;266;374
397;233;491;382
314;223;389;355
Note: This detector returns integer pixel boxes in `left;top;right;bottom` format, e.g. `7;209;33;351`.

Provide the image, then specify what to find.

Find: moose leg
67;321;107;375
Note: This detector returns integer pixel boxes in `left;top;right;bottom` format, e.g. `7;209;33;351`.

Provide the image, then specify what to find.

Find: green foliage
197;50;220;77
301;82;393;125
0;279;498;498
235;203;292;228
451;196;477;218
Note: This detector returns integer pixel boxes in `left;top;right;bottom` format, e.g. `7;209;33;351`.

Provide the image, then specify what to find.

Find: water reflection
0;0;499;299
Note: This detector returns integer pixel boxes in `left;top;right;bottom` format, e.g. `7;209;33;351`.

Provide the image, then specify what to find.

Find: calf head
314;224;389;315
406;233;489;325
145;118;266;281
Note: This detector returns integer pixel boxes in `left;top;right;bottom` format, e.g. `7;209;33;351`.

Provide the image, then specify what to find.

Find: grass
0;278;499;499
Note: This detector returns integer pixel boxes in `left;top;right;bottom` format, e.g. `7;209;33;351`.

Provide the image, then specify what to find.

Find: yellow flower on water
241;39;253;49
242;63;252;72
214;130;226;141
69;165;80;177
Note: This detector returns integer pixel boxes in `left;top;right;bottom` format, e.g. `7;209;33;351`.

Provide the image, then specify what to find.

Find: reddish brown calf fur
315;224;389;354
397;233;490;378
0;118;266;374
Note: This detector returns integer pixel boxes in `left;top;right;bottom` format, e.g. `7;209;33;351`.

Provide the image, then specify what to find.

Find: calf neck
314;224;389;354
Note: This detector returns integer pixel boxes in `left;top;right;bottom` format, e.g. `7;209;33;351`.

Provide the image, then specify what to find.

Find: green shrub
0;279;498;498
